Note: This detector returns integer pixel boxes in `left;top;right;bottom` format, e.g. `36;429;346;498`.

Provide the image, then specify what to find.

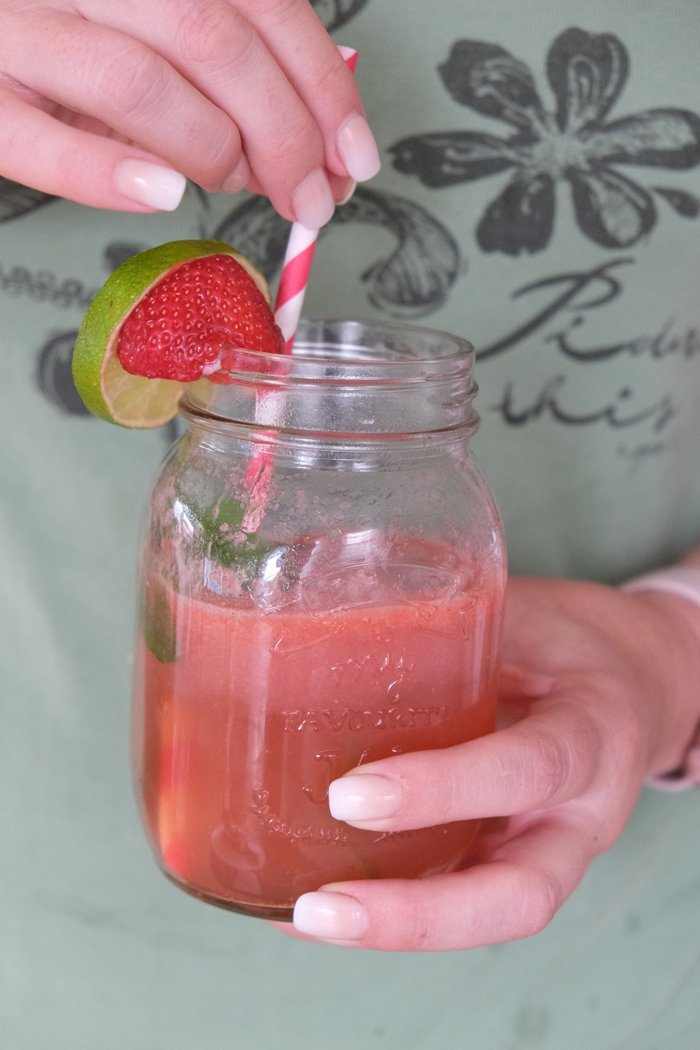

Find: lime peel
72;239;273;429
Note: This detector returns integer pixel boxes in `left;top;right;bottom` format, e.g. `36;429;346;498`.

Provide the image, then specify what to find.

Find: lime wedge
72;239;273;428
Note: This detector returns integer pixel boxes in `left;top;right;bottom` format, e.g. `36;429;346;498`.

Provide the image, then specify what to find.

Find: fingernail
293;892;368;941
223;155;251;195
336;177;357;205
328;774;401;822
336;113;381;182
114;160;186;211
291;168;335;229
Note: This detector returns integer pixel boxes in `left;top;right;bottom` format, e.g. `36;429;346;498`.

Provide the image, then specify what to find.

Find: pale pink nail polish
337;113;381;182
328;774;401;822
336;178;357;205
113;160;186;211
293;892;368;940
291;168;335;229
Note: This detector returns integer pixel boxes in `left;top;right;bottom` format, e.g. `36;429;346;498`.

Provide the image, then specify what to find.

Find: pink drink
133;535;502;919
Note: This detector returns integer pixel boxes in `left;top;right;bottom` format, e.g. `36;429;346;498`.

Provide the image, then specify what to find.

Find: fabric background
1;1;699;1046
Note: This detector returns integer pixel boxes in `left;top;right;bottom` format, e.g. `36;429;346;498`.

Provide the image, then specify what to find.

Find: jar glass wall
132;319;506;920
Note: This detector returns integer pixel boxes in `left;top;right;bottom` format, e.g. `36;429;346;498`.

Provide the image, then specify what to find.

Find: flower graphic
391;28;700;255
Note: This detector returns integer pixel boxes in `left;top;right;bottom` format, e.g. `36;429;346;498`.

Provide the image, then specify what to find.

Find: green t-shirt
1;2;699;1047
6;3;700;580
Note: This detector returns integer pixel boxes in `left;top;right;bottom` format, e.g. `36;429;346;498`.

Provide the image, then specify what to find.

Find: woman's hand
0;0;379;218
290;576;700;951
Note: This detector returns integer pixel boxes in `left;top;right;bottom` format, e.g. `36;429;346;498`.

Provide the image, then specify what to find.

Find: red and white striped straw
242;46;359;532
273;46;358;353
273;222;320;353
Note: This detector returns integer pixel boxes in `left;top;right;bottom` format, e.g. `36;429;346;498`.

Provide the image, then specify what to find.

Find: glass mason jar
132;319;506;921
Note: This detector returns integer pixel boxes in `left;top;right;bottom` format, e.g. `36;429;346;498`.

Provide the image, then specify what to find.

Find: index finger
327;685;603;832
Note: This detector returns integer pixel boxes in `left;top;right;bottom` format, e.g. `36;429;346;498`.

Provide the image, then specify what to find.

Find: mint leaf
141;582;177;664
182;494;274;583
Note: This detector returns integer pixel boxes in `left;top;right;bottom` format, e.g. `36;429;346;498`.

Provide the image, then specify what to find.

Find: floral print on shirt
391;28;700;254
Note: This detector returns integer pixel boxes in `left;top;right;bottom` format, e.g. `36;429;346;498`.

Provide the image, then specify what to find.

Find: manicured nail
336;177;357;205
114;160;186;211
223;155;251;195
291;168;335;228
328;774;401;822
337;113;381;182
293;892;368;940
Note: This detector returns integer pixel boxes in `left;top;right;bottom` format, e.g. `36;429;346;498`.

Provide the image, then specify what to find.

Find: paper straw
273;46;358;352
242;46;359;532
337;45;360;71
273;222;319;352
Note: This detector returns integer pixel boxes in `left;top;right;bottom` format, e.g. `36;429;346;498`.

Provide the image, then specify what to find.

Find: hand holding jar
290;574;700;950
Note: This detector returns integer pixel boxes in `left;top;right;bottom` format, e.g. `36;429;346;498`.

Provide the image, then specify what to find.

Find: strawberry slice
117;254;284;382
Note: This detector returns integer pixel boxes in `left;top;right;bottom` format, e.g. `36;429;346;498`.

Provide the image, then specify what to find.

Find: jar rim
180;318;478;437
189;317;474;383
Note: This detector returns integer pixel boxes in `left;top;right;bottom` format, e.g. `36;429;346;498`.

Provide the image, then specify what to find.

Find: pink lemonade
133;537;503;919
